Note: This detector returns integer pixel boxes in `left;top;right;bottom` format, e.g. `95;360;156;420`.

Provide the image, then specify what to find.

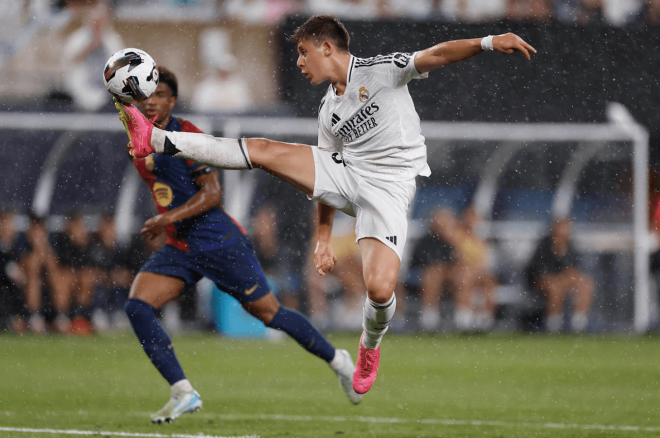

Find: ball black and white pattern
103;48;159;104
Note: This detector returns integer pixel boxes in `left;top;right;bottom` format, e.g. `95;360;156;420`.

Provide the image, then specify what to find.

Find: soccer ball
103;48;159;103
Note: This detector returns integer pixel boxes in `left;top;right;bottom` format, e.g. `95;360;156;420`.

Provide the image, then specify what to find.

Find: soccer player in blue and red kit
124;67;361;424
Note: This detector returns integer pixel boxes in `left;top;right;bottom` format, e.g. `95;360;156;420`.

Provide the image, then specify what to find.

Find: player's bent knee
366;286;395;304
124;298;152;320
243;293;280;324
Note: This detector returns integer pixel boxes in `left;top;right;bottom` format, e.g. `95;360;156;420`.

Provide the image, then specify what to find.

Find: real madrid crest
358;86;369;103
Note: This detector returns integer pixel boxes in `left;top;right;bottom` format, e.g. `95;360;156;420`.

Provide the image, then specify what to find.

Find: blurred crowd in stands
0;203;596;335
113;0;660;26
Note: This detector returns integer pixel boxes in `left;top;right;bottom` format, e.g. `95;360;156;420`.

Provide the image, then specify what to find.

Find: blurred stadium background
1;0;660;338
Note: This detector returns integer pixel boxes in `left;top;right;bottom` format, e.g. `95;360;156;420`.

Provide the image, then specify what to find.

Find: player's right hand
314;241;337;276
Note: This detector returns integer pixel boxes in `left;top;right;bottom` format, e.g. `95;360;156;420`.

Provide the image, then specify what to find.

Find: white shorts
310;148;416;260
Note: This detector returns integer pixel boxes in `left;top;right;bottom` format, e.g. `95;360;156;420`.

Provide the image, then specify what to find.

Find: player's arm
414;33;537;74
314;202;337;276
141;168;221;239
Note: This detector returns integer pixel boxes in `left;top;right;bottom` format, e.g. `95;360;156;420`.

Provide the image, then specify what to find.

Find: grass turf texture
1;333;659;438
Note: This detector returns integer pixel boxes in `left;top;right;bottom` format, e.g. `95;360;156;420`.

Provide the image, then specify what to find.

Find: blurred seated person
452;206;498;331
60;0;123;111
643;0;660;24
505;0;552;22
0;210;27;332
88;213;133;330
525;217;594;333
192;29;253;113
252;204;303;311
53;212;100;335
409;208;459;331
21;214;71;333
437;0;506;22
306;0;389;20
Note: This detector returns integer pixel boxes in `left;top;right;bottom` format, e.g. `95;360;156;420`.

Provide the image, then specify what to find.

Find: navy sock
266;306;336;363
124;299;186;385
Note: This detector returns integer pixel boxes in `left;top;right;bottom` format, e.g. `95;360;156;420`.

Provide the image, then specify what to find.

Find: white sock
361;293;396;349
329;349;343;371
171;379;193;395
420;308;440;331
571;313;588;332
454;307;474;331
547;314;563;333
151;128;252;170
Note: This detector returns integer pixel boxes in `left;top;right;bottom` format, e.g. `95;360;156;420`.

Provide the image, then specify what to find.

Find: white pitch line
0;427;258;438
189;413;660;434
4;411;660;435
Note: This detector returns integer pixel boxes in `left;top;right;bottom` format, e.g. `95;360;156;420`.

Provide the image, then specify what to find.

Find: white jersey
317;52;431;182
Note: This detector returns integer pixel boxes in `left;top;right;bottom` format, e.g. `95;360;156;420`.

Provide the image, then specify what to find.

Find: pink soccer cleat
352;335;381;394
114;98;155;158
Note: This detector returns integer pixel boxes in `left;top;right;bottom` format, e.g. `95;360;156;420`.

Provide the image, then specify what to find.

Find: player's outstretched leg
353;238;400;394
245;294;362;405
116;101;253;168
124;297;202;423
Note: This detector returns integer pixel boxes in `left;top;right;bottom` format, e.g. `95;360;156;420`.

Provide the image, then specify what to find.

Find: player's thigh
247;139;315;197
353;178;415;261
359;237;400;301
242;292;280;325
129;272;185;308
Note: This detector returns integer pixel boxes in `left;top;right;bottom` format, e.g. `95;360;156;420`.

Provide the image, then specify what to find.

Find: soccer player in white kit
117;14;536;395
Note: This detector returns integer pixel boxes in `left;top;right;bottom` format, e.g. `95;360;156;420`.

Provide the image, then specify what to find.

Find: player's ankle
328;349;342;369
152;127;166;153
171;379;194;394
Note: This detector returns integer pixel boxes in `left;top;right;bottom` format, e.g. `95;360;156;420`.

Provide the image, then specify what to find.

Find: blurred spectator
642;0;660;24
506;0;552;21
306;0;389;20
220;0;304;24
0;211;27;333
439;0;506;22
525;217;594;333
21;214;71;334
452;207;497;331
575;0;606;24
192;29;253;113
251;204;304;311
88;213;132;331
410;208;458;331
377;0;434;20
53;212;99;335
60;0;123;111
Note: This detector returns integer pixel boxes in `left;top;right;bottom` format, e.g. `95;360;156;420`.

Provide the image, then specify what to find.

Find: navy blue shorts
140;242;270;304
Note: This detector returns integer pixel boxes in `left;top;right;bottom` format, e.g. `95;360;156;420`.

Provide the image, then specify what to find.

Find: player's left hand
314;241;337;276
141;214;169;240
493;33;537;60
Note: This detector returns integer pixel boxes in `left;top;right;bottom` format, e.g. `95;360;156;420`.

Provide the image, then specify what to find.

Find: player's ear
169;96;177;111
322;40;333;56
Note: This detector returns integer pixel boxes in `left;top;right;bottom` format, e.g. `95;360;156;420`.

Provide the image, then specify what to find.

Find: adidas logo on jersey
332;113;341;126
386;236;398;245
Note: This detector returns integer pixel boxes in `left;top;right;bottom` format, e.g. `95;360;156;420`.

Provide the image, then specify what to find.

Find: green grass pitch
1;332;660;437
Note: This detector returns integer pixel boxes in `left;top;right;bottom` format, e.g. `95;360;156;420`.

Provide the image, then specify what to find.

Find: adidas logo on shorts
386;236;397;245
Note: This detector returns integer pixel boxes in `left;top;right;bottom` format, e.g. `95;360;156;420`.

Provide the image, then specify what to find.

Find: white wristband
481;35;494;51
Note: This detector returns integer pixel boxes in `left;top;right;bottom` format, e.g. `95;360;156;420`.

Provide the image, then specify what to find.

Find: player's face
296;39;329;85
138;82;176;125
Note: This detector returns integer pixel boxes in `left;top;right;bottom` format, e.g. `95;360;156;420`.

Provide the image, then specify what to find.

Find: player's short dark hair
288;15;350;53
158;66;178;98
